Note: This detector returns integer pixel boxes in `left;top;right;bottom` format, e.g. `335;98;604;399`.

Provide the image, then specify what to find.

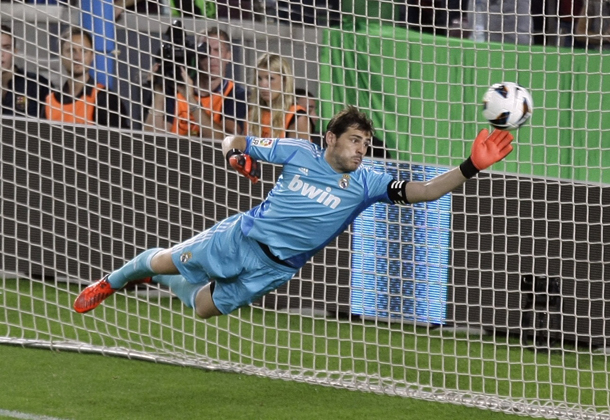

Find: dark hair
60;27;94;51
295;88;315;98
205;27;230;44
326;105;374;138
0;24;15;47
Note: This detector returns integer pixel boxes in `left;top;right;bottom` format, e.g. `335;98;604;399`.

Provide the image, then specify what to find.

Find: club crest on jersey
15;95;26;112
180;251;192;263
339;174;350;189
252;138;275;148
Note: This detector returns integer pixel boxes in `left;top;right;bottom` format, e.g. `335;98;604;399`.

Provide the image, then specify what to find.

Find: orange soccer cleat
73;275;152;313
73;275;117;313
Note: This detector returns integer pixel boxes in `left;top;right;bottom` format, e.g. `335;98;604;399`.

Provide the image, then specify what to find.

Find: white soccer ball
482;82;533;131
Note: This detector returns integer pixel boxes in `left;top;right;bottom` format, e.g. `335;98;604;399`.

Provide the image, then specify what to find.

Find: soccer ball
482;82;533;131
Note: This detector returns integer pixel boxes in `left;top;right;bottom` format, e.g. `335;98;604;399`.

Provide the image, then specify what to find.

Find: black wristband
225;148;242;164
459;157;480;179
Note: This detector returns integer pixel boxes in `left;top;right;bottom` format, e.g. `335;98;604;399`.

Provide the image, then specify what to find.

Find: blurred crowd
4;0;606;50
0;0;605;159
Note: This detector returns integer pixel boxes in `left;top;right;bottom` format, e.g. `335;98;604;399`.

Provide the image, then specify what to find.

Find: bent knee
194;283;222;319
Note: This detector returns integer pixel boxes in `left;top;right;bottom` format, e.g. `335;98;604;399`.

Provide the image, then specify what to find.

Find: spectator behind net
141;20;201;135
44;27;129;128
179;27;247;138
247;53;311;141
0;24;50;118
152;20;196;96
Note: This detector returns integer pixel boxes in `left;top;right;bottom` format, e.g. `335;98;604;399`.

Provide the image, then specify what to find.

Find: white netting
1;1;610;419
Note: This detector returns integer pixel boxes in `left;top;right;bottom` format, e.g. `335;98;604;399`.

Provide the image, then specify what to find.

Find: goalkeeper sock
152;274;203;309
106;247;163;289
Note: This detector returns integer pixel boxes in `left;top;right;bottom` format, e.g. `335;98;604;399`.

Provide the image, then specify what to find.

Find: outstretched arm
403;129;513;204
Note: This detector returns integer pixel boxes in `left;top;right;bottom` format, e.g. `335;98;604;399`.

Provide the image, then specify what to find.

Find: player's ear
325;131;336;147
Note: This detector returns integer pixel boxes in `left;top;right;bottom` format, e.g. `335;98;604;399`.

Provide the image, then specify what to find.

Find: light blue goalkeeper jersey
242;136;395;268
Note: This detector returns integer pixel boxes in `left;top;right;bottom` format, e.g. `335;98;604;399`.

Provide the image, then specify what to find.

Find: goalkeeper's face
325;127;371;173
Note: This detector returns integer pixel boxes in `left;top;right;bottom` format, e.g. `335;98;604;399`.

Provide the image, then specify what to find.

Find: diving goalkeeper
74;106;514;318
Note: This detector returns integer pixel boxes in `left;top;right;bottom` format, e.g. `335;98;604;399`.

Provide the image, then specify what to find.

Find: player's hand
179;67;197;103
470;128;514;170
143;63;161;86
227;150;260;184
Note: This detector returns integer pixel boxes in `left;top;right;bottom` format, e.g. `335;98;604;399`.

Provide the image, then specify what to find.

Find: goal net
1;1;610;418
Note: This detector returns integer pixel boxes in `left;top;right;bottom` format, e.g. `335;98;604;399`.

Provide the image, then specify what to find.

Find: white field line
0;409;70;420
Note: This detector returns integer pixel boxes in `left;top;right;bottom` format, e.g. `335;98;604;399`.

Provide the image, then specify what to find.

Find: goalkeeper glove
226;149;261;184
460;129;514;178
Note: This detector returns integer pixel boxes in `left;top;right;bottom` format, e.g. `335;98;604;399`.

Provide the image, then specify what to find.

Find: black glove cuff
225;149;242;164
459;157;480;179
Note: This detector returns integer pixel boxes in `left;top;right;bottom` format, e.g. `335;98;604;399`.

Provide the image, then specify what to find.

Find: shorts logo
180;252;192;263
252;138;275;148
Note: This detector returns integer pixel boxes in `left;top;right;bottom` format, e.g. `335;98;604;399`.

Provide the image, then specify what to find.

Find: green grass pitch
1;278;608;419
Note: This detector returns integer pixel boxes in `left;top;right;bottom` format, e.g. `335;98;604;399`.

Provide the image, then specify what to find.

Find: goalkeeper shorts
170;213;298;314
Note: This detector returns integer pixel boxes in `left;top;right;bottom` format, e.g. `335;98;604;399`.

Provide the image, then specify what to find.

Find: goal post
1;1;610;418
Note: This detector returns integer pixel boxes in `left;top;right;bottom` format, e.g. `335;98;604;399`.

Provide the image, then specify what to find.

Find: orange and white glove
226;149;261;184
460;129;514;178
